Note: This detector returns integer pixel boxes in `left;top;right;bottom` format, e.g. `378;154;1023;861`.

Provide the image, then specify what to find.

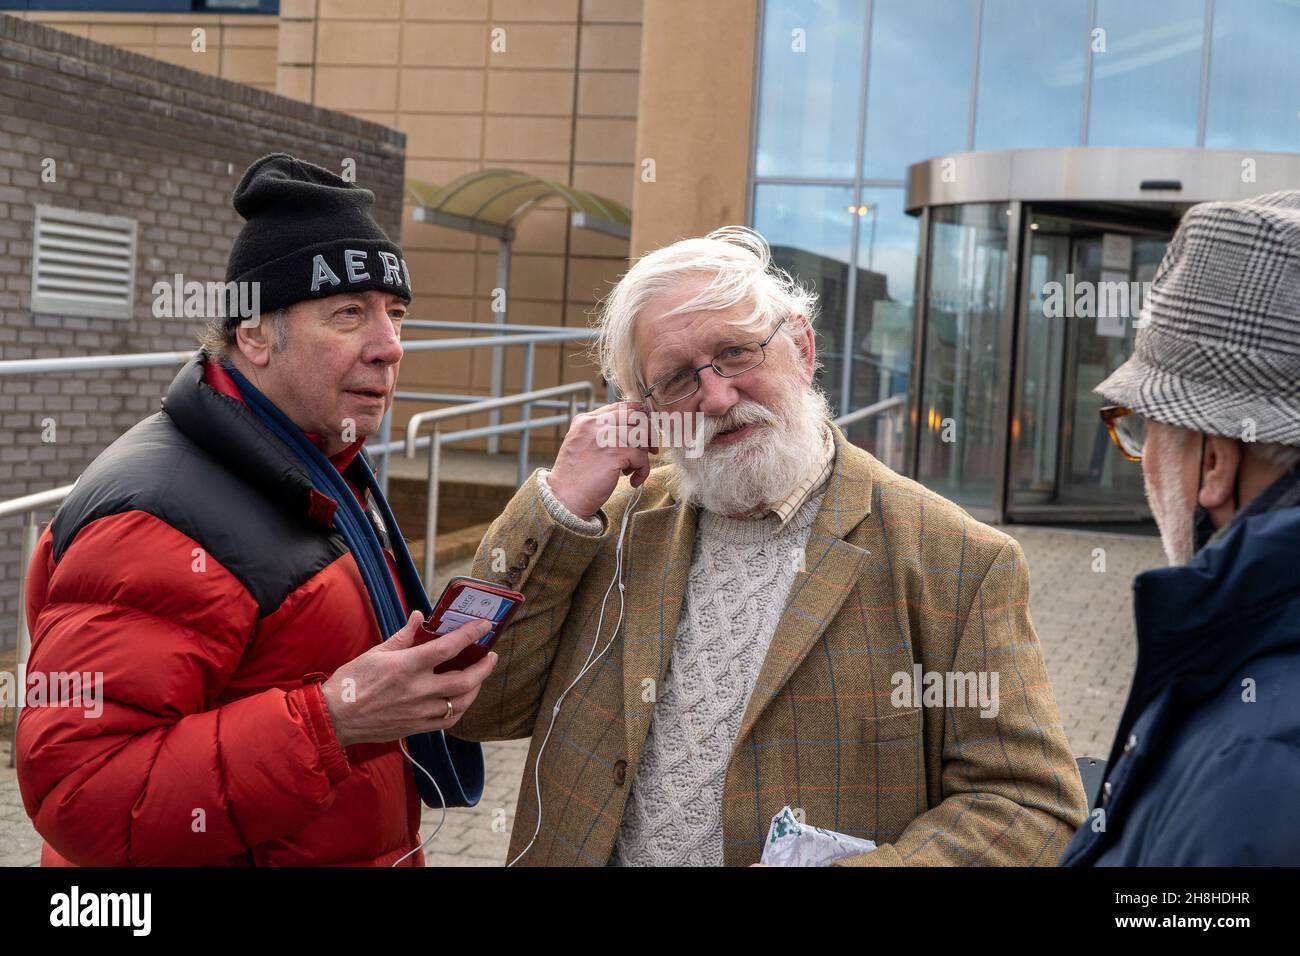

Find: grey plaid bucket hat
1095;190;1300;447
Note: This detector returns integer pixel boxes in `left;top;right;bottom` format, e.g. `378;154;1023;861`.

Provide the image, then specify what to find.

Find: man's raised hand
546;401;659;520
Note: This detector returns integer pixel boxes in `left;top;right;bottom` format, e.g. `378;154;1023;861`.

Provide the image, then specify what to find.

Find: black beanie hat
223;153;412;326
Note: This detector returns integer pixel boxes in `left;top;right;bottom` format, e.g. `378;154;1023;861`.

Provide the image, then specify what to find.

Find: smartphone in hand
421;576;525;674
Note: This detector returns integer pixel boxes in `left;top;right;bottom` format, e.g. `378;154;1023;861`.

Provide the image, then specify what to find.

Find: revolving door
904;146;1300;523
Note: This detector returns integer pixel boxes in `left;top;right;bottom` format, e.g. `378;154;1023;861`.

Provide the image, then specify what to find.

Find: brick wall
9;10;279;92
0;14;406;650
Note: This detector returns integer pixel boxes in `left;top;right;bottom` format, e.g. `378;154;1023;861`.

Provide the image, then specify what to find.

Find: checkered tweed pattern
1096;190;1300;446
455;425;1087;866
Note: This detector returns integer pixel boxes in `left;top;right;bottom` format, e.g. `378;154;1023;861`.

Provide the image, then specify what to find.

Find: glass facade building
750;0;1300;521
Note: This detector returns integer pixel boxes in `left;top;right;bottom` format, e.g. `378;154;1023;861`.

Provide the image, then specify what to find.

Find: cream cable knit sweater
536;470;824;866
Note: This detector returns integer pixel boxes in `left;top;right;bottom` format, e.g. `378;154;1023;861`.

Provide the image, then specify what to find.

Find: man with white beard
1062;192;1300;867
454;226;1086;866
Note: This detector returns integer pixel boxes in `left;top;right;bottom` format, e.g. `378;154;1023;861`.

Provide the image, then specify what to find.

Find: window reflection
975;0;1088;151
754;0;867;179
1089;0;1203;147
748;0;1294;501
1058;235;1156;508
917;203;1010;511
843;188;917;467
1011;216;1155;513
862;0;976;179
1206;0;1300;152
752;183;856;420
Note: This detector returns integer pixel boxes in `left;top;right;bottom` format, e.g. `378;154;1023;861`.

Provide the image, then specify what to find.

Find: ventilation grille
31;205;137;320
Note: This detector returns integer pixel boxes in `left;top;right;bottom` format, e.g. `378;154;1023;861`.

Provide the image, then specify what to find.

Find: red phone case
422;576;525;674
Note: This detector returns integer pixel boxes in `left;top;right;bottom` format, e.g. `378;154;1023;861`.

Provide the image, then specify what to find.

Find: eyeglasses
1100;405;1147;462
641;319;786;406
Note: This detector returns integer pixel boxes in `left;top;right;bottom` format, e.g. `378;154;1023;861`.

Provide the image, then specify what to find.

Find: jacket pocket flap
864;707;923;742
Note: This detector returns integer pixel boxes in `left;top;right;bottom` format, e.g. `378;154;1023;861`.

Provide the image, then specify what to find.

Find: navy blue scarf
224;365;483;810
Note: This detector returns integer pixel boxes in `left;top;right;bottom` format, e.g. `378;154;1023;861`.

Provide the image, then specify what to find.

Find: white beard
665;376;832;518
1145;434;1196;566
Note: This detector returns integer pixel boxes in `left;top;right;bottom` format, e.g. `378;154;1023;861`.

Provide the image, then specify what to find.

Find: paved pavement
0;525;1164;867
999;525;1162;759
0;772;41;868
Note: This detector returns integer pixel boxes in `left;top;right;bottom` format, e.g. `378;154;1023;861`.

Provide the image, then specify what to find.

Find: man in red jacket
16;154;496;866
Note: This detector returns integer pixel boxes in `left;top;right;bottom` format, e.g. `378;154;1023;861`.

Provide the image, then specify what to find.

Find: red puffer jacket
17;354;424;866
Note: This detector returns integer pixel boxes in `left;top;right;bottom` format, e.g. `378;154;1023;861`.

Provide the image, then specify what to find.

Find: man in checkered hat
1062;191;1300;866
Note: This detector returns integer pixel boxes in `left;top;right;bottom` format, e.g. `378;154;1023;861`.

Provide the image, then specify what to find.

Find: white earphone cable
507;481;645;867
393;736;447;867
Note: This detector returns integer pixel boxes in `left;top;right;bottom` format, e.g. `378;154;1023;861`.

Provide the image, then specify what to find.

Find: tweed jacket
454;425;1087;865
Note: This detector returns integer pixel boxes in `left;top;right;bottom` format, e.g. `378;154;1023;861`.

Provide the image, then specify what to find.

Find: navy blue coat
1061;501;1300;866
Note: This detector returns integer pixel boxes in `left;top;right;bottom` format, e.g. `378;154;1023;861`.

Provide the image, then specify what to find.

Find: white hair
198;307;289;358
590;226;820;399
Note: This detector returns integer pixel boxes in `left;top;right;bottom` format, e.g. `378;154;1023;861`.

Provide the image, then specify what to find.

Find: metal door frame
1002;205;1171;523
905;146;1300;522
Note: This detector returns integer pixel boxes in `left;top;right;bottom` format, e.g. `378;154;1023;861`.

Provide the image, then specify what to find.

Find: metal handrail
373;327;610;489
395;391;580;410
404;381;595;585
833;394;907;472
0;350;195;377
833;394;906;428
0;484;75;521
0;489;68;767
404;320;599;336
394;326;598;459
401;323;599;454
404;382;596;454
0;328;597;377
0;326;613;491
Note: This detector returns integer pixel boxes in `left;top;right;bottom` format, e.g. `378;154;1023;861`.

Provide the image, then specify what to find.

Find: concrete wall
630;0;756;258
8;10;278;92
277;0;643;451
0;14;406;650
